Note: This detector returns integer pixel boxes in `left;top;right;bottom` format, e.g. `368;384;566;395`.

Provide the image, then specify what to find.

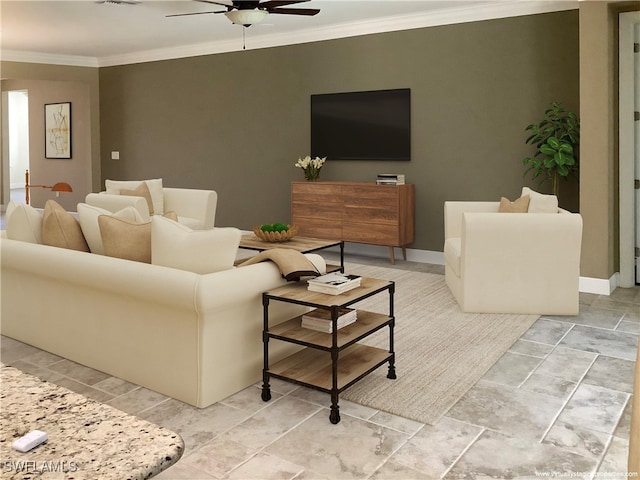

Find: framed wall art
45;102;72;159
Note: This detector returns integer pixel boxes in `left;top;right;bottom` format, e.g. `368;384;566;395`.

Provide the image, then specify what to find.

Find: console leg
388;246;396;265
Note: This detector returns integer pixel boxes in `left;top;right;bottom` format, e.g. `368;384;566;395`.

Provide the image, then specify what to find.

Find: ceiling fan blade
166;10;225;17
260;0;310;7
193;0;233;7
268;7;319;16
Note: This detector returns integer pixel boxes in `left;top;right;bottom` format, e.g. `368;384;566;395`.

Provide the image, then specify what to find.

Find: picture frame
45;102;72;159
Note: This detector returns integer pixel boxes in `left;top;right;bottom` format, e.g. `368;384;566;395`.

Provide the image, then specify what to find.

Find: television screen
311;88;411;161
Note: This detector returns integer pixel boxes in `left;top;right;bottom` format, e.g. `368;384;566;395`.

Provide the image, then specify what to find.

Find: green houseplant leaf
522;102;580;196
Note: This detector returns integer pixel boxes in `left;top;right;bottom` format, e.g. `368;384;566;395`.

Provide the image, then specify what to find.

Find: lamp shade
51;182;73;193
225;9;268;26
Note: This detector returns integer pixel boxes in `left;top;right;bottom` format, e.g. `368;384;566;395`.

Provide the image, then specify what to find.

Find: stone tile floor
1;252;638;479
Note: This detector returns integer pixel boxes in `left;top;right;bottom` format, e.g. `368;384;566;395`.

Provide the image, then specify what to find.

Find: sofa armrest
444;201;499;240
85;193;151;221
163;188;217;230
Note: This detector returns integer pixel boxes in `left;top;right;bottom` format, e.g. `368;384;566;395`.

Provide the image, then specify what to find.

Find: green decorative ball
260;223;289;233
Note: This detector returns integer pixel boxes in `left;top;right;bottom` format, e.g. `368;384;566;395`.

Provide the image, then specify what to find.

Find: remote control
12;430;48;452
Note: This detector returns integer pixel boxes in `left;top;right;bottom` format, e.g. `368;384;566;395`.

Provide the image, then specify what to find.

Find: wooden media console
291;181;415;264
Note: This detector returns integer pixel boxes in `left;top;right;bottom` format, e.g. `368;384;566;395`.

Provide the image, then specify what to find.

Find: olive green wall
99;11;579;251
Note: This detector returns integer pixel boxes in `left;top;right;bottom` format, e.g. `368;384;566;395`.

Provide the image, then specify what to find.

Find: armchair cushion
522;187;558;213
151;216;240;274
105;178;164;215
498;195;530;213
120;182;155;214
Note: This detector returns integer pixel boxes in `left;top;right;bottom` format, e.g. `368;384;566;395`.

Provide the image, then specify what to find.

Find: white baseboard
329;243;445;265
579;273;618;296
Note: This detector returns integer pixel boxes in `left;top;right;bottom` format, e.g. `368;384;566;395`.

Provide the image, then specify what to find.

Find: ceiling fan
168;0;320;27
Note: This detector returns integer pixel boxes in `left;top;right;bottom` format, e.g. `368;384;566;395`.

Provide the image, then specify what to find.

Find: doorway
619;11;640;287
6;90;29;204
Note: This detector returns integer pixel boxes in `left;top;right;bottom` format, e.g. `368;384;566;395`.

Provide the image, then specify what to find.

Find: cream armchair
443;200;583;315
86;187;217;230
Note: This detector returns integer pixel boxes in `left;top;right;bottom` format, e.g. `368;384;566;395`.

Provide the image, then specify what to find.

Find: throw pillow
5;201;43;244
120;182;154;215
77;203;145;254
105;178;164;215
98;215;152;263
498;195;530;213
163;211;178;222
521;187;558;213
151;215;240;274
42;200;89;252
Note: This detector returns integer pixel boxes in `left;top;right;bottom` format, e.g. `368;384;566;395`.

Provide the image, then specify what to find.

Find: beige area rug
340;262;539;425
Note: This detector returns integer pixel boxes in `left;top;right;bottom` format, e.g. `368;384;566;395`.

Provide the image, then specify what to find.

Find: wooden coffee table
240;234;344;272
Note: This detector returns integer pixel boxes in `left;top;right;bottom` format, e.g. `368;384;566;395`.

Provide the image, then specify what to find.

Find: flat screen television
311;88;411;161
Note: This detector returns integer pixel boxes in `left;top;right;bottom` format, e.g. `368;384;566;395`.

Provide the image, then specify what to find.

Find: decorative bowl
253;224;299;242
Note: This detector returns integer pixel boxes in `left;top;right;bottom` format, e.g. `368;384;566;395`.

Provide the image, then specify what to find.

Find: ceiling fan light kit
225;8;268;27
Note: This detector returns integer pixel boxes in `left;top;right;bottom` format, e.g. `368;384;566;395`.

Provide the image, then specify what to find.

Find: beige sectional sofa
1;200;325;408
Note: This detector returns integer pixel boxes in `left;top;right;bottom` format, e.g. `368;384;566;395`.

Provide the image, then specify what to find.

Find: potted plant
522;102;579;196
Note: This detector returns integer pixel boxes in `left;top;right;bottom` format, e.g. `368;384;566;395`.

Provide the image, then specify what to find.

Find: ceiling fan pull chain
243;26;246;50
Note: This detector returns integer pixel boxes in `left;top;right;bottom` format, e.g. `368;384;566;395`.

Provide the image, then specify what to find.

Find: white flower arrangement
294;155;326;181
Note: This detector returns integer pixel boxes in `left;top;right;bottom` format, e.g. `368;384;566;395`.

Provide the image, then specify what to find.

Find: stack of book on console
376;174;405;185
307;272;362;295
301;308;357;333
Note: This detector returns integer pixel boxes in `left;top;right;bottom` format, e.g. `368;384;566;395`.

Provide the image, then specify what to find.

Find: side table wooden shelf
261;277;396;424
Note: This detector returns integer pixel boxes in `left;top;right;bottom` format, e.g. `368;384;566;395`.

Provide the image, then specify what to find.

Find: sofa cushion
105;178;164;215
444;237;461;277
498;195;530;213
42;200;89;252
521;187;558;213
151;215;240;274
98;215;152;263
77;203;145;255
6;201;43;244
120;182;155;215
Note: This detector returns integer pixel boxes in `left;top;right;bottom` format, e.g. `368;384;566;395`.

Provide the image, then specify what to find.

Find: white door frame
619;11;640;288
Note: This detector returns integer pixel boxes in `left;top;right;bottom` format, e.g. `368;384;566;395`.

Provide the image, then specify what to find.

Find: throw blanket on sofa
238;249;320;281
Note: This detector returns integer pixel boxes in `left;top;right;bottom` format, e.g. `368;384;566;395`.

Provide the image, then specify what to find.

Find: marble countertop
0;363;184;479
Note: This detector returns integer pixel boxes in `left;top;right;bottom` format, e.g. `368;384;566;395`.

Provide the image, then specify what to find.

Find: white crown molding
1;50;99;68
3;1;578;68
